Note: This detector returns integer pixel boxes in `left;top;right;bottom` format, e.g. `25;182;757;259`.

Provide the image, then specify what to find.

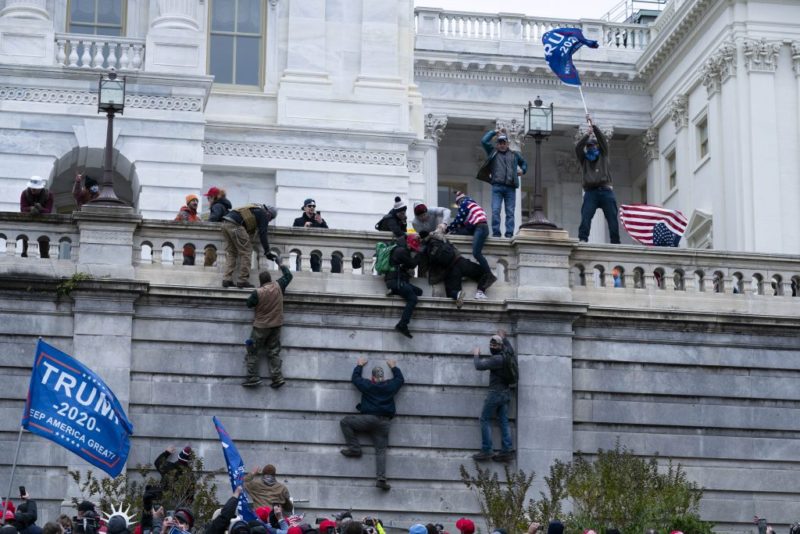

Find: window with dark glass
209;0;264;86
68;0;124;36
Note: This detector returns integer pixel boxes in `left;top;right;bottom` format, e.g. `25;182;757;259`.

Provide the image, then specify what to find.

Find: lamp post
92;70;127;205
519;96;558;230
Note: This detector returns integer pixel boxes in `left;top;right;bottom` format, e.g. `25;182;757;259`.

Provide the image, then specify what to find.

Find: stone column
743;38;783;252
422;113;448;205
0;0;54;66
356;0;401;84
640;126;659;203
144;0;205;75
283;0;328;80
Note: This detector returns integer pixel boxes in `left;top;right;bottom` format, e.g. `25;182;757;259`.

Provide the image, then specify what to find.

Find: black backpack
375;214;393;231
427;238;458;267
501;345;518;387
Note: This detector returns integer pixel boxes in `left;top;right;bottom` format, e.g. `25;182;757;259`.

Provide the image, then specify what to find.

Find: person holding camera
339;357;405;491
242;259;293;389
8;489;38;534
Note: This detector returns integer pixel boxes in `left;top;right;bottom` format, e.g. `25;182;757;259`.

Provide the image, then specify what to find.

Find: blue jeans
472;223;490;274
480;389;513;453
579;187;620;243
491;184;516;237
386;279;423;327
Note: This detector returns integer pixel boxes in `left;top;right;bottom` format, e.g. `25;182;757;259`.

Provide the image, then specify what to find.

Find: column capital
424;113;448;144
743;37;782;73
574;124;613;142
496;118;525;150
669;94;688;131
701;39;736;97
792;41;800;76
641;127;659;162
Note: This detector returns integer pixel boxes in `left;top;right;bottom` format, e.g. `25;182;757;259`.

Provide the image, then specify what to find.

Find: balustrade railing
415;8;653;52
0;214;79;261
55;33;145;71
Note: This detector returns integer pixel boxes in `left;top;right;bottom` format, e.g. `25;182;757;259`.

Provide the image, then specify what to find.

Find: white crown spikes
102;504;138;528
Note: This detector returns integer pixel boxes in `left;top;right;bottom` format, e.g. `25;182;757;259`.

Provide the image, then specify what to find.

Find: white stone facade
0;0;799;251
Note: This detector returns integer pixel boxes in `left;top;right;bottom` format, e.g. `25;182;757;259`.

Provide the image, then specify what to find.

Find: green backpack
374;242;397;275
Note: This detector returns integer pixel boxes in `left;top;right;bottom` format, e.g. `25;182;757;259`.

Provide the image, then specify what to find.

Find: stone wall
1;210;800;532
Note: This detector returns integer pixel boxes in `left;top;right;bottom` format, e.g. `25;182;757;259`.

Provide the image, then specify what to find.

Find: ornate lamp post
92;70;127;205
519;96;558;230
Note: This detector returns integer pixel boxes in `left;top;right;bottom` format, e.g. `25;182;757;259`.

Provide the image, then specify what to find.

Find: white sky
413;0;624;20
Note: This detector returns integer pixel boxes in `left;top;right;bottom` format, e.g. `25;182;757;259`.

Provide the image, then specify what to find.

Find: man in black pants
576;114;620;244
340;357;405;491
422;231;496;307
384;234;422;338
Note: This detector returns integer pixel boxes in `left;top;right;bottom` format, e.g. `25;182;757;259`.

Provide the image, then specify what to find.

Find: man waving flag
213;416;257;521
542;27;599;86
619;204;689;247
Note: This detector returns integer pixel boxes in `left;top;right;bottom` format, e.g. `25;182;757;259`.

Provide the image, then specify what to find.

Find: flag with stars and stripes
21;339;133;477
619;204;688;247
212;417;257;521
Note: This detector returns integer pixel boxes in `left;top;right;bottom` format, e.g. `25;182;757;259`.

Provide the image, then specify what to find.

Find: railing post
498;12;524;40
415;7;442;36
512;228;573;301
74;205;141;278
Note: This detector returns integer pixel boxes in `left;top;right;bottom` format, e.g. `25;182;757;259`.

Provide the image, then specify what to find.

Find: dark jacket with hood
474;338;515;392
12;500;38;534
209;198;232;222
154;451;196;499
352;364;405;417
376;209;406;237
575;124;612;190
203;495;238;534
384;236;419;284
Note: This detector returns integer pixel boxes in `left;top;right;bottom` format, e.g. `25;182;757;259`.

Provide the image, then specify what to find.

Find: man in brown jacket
243;464;293;512
243;257;293;388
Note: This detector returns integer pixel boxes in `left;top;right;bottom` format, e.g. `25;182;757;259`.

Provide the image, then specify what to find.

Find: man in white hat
20;176;53;215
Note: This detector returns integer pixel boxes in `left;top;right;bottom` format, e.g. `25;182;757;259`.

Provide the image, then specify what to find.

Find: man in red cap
204;186;231;222
319;519;336;534
384;234;422;338
455;519;475;534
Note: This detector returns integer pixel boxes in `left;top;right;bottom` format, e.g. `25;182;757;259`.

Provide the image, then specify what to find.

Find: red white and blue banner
619;204;689;247
213;416;257;521
542;27;599;86
21;339;133;477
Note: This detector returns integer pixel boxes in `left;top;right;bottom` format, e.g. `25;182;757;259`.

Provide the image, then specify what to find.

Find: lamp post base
520;210;560;230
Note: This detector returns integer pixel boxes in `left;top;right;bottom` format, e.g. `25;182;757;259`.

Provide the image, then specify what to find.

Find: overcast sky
413;0;625;20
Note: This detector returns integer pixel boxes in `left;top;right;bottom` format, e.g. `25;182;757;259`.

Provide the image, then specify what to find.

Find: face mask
489;346;502;355
585;147;600;161
89;185;99;194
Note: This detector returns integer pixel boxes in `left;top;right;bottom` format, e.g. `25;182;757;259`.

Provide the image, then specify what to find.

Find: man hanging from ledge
576;114;620;244
243;255;293;388
221;203;279;288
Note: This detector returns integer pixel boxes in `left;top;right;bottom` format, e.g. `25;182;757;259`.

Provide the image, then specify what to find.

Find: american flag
619;204;688;247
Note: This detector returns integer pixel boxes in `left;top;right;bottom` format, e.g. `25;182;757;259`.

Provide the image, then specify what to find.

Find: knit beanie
393;196;407;211
455;519;475;534
455;191;466;203
413;203;427;216
174;508;194;530
178;446;192;463
185;194;199;205
255;507;271;522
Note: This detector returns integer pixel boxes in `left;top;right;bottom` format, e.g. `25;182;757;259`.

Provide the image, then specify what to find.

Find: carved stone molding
669;95;688;131
792;41;800;76
407;159;422;173
743;38;782;73
495;118;525;151
641;127;659;162
203;142;407;167
573;124;613;142
700;40;737;97
424;113;448;144
0;86;203;112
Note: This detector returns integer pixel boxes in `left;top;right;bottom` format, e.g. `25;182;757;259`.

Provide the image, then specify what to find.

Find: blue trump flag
542;27;599;86
212;417;257;521
21;339;133;477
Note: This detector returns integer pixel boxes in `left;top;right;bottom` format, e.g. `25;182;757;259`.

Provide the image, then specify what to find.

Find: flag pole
3;427;24;514
578;85;589;115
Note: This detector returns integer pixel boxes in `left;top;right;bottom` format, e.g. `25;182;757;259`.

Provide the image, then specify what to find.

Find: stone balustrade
2;211;799;307
55;33;145;71
414;7;651;53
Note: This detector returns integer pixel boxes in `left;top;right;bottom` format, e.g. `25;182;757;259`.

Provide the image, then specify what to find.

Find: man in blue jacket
476;129;528;238
339;357;405;491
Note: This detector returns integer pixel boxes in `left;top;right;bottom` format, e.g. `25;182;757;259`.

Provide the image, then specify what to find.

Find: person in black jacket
154;445;196;507
576;114;619;244
222;204;278;288
204;187;232;222
292;198;340;273
339;357;405;491
203;487;240;534
376;197;407;237
385;234;422;338
472;332;515;463
11;491;39;534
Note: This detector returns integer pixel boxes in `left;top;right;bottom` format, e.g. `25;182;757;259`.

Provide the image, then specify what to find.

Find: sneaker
241;377;263;387
505;233;514;238
222;280;235;288
455;290;464;309
480;273;498;292
236;282;255;288
340;448;362;458
492;233;501;238
395;324;413;338
375;479;392;491
492;451;514;462
472;451;493;461
270;378;286;389
475;290;487;300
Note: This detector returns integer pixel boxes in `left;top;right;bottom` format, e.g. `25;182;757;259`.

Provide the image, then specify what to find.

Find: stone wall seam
202;141;408;167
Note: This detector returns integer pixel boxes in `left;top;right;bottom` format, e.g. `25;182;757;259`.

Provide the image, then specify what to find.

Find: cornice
414;64;648;94
202;141;408;167
637;0;717;79
0;85;204;112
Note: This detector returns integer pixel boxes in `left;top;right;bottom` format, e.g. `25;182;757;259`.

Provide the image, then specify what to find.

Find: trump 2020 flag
213;417;257;521
21;339;133;477
619;204;689;247
542;27;599;86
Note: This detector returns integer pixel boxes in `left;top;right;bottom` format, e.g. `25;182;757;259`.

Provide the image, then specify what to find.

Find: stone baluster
80;41;92;68
119;44;130;70
68;40;79;67
56;39;66;66
131;45;143;70
780;279;794;298
92;41;105;68
107;44;118;70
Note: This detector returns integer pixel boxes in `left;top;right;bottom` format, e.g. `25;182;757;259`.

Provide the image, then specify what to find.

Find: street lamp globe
98;70;126;115
524;96;553;137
